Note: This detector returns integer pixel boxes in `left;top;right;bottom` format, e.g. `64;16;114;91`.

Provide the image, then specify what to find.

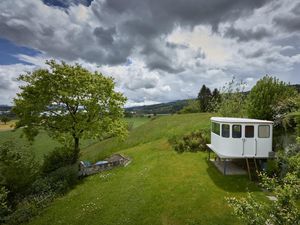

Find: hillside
125;99;191;115
28;113;267;225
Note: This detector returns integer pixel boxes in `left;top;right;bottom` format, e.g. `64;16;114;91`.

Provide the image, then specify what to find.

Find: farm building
207;117;274;179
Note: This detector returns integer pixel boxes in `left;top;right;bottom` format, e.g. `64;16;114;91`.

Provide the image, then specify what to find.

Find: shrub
0;141;39;198
178;100;200;114
169;130;209;153
4;192;55;225
0;187;9;223
266;159;279;176
42;147;75;174
48;165;78;193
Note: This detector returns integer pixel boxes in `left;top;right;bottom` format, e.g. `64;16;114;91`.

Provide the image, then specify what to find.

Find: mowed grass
82;113;212;161
124;116;151;129
28;113;267;225
29;139;266;225
0;117;150;162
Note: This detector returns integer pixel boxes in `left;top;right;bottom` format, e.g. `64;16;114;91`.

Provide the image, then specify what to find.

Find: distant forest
1;84;300;116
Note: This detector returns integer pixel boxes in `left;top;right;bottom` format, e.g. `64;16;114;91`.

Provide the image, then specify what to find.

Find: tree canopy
246;75;297;120
198;85;212;112
13;60;127;161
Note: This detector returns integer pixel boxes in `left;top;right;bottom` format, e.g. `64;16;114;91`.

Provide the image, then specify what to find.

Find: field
1;114;267;224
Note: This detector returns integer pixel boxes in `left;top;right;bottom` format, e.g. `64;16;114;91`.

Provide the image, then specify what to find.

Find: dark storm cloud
93;26;116;46
224;26;272;42
273;15;300;32
103;0;269;30
0;0;271;72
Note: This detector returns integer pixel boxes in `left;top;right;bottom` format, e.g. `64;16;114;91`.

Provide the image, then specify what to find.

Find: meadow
0;113;268;225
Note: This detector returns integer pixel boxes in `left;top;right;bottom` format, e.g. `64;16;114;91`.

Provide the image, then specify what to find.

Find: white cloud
0;0;300;106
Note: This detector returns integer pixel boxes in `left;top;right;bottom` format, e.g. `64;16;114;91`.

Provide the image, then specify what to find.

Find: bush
178;100;200;114
266;159;279;176
4;192;55;225
169;130;209;153
0;141;39;198
0;187;9;223
42;147;75;174
33;164;78;195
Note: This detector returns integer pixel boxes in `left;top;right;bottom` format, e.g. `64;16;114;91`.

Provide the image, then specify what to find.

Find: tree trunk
73;136;80;163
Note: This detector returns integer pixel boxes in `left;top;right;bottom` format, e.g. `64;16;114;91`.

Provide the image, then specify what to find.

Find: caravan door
243;125;256;156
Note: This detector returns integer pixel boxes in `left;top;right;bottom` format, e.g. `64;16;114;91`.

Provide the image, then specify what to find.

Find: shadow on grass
205;160;260;193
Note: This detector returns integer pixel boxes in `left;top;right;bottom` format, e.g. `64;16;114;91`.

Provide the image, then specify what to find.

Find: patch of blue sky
0;38;41;65
43;0;93;8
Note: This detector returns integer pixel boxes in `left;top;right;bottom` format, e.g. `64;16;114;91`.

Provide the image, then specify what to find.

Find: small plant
169;130;209;153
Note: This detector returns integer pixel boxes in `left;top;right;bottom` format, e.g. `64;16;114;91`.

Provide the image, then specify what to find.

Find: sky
0;0;299;106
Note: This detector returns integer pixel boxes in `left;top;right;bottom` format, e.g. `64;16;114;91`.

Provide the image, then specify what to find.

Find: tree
198;85;212;112
13;60;127;162
0;116;9;125
217;78;247;117
246;75;297;120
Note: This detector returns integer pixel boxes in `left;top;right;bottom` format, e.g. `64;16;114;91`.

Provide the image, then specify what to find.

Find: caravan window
258;125;270;138
222;124;230;138
245;126;254;138
212;122;220;135
232;125;242;138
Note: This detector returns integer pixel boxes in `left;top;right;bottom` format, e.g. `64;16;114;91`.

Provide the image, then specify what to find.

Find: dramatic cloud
0;0;299;105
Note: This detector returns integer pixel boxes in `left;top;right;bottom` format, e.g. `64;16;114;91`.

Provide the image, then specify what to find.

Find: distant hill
125;84;300;115
0;105;12;111
125;99;192;115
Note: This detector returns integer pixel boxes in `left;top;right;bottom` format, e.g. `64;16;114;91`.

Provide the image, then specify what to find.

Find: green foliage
266;159;279;176
0;117;10;125
246;75;297;120
227;141;300;225
217;78;247;117
13;60;127;162
169;130;209;153
0;141;39;197
4;192;56;225
41;147;75;174
3;165;78;225
0;187;9;222
198;85;212;112
178;99;200;114
226;194;267;225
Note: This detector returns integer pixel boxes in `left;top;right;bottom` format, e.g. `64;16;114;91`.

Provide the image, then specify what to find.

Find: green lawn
27;113;267;225
0;117;150;162
82;113;212;161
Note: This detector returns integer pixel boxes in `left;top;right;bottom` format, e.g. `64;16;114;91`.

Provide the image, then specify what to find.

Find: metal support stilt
224;159;227;175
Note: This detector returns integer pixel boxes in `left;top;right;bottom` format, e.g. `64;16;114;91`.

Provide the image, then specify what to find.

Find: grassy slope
29;113;267;225
82;113;212;161
0;118;149;162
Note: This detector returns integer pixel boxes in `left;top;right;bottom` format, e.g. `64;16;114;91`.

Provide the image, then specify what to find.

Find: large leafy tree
246;75;297;120
13;60;127;162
